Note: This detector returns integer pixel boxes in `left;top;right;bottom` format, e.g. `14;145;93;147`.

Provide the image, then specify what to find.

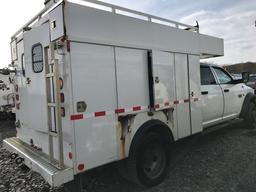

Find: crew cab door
212;66;244;119
200;65;224;128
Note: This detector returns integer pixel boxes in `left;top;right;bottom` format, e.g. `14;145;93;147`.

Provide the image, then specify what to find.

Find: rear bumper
3;137;74;187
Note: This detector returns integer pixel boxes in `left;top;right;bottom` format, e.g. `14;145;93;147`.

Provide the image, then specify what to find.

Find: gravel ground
1;120;256;192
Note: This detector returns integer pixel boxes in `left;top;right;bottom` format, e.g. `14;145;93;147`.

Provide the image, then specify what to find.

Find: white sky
0;0;255;68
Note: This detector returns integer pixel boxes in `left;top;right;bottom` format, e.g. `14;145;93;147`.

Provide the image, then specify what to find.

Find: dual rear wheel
118;132;170;187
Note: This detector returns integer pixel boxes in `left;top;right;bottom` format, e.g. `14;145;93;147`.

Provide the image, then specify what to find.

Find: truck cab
200;63;254;128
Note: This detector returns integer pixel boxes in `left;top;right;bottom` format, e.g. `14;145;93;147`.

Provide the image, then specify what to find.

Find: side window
32;44;43;73
21;53;25;76
200;66;216;85
213;67;233;84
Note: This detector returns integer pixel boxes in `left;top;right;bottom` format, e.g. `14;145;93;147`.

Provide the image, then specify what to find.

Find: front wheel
244;101;256;129
120;132;170;187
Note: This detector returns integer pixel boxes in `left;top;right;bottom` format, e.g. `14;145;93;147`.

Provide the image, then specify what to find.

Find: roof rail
11;0;64;41
11;0;199;41
70;0;199;32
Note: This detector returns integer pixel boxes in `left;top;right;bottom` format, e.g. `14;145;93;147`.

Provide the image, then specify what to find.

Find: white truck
3;0;255;190
0;72;15;119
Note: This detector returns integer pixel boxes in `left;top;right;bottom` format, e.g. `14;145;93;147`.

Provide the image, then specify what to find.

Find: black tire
244;101;256;129
120;132;170;187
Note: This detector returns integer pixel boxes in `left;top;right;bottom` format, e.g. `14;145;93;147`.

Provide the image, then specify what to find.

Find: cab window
32;44;43;73
200;66;216;85
213;67;233;84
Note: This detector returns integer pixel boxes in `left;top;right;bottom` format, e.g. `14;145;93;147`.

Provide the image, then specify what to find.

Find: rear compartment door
21;23;50;151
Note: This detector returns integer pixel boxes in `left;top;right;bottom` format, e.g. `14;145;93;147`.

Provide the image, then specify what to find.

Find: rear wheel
244;101;256;129
120;132;170;187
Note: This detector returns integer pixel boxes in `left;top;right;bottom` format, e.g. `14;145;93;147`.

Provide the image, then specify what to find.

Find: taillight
60;93;65;103
59;78;64;90
68;152;73;160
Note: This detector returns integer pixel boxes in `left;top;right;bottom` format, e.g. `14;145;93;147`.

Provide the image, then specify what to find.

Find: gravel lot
1;120;256;192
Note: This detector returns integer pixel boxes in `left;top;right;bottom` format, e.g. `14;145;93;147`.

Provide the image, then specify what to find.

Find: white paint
174;53;191;138
152;50;175;109
7;1;253;188
188;55;202;134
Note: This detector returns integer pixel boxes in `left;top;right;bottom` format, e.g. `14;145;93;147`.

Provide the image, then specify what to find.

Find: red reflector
60;93;65;103
155;104;160;109
68;152;73;160
95;111;106;117
184;99;190;103
15;94;19;101
115;108;125;114
164;102;169;107
70;114;83;121
174;100;179;105
78;164;84;171
133;106;141;111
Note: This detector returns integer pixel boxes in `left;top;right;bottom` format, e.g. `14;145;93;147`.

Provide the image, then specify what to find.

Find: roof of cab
200;63;220;68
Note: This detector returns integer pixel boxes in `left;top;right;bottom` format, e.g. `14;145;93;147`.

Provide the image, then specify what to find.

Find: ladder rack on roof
11;0;199;41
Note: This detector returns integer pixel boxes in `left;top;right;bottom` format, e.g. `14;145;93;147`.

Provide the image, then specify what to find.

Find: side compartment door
151;51;176;110
188;55;202;134
70;43;118;171
175;53;191;138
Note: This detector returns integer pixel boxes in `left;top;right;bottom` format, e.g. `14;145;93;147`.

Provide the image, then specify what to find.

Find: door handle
201;91;208;95
224;89;230;93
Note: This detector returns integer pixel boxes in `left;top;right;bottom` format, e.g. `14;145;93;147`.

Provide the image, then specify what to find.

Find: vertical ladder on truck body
45;43;64;169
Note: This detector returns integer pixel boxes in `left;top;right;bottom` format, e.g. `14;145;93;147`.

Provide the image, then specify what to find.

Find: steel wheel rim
141;142;166;179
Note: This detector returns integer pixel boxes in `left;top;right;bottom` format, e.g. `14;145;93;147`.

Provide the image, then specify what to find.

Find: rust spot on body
121;138;126;159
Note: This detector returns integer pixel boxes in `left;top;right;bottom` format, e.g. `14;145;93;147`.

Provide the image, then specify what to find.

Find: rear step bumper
3;137;74;187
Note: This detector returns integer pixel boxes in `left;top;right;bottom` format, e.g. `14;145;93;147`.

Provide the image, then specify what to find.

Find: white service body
4;0;251;187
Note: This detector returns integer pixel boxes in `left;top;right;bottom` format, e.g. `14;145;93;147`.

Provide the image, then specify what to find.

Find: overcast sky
0;0;255;68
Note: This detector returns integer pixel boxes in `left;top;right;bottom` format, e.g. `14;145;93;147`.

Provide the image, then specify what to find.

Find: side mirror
242;72;250;83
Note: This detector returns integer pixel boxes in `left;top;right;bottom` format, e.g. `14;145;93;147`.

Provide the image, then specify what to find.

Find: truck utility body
5;0;254;188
